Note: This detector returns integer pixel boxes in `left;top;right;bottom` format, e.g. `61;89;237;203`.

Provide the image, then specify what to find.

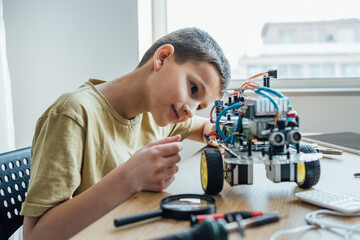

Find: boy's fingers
163;175;175;189
167;164;179;174
154;142;183;157
147;135;181;147
163;154;181;168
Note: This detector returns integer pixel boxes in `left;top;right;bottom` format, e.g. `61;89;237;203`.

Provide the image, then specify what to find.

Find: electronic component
201;70;322;195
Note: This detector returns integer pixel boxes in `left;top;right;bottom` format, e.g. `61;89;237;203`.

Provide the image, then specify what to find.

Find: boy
21;27;230;239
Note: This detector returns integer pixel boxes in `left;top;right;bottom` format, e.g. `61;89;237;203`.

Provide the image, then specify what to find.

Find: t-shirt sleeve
20;113;85;217
167;116;197;140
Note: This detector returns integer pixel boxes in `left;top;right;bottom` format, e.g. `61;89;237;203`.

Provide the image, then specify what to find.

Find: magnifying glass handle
114;209;163;227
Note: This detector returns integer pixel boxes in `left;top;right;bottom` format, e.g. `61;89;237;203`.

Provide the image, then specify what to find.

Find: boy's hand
124;135;182;192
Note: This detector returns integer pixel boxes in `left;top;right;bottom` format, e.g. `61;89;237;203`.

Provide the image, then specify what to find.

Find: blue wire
216;102;242;140
257;87;285;98
215;87;285;143
257;86;290;106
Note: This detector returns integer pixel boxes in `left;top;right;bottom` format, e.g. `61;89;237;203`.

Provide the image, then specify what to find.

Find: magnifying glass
114;194;216;227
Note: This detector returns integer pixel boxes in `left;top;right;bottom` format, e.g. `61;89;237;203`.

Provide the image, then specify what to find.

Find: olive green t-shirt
20;79;196;217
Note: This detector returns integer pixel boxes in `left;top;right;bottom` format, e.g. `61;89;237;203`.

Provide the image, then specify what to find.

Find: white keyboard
295;190;360;214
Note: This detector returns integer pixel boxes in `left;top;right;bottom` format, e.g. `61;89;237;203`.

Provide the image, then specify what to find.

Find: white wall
3;0;139;149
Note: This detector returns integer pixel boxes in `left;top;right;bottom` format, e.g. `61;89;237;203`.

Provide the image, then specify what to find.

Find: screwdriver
190;211;264;226
155;211;285;240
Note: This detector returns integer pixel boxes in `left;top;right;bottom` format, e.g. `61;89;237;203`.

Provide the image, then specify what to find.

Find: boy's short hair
137;27;231;92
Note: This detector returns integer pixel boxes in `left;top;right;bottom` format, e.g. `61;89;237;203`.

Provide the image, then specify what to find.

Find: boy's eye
190;82;198;94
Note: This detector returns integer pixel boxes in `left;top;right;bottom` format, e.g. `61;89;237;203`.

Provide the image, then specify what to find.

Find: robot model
201;70;322;194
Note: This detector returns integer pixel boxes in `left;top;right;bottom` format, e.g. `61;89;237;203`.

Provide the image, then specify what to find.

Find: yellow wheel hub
297;162;305;184
201;154;208;190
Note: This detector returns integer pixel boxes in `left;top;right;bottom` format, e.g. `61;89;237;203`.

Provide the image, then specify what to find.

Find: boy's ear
153;44;175;71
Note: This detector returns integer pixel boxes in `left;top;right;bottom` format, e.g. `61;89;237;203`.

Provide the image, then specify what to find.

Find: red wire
204;132;221;138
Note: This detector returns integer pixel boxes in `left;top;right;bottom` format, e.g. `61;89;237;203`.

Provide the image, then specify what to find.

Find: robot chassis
200;70;322;195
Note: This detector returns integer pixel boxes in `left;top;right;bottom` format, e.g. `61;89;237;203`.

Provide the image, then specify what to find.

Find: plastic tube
215;102;242;140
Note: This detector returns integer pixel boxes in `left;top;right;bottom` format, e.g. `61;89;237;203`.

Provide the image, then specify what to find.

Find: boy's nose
183;104;195;118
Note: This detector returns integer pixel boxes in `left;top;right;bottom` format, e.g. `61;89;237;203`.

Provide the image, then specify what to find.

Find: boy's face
148;51;222;127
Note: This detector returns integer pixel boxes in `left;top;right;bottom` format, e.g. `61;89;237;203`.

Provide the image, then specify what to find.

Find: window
307;29;325;43
336;28;356;43
140;0;360;90
341;63;360;76
290;64;303;77
309;64;322;77
278;64;303;78
323;64;335;76
308;64;336;77
278;29;297;44
248;65;262;77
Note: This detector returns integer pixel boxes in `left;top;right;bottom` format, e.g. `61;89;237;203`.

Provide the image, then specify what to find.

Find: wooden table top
72;145;360;240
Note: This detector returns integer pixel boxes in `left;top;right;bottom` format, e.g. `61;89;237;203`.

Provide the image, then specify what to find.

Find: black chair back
0;147;31;239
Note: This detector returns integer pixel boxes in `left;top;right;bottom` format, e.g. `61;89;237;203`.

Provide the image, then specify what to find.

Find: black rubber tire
296;145;321;189
201;148;224;195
